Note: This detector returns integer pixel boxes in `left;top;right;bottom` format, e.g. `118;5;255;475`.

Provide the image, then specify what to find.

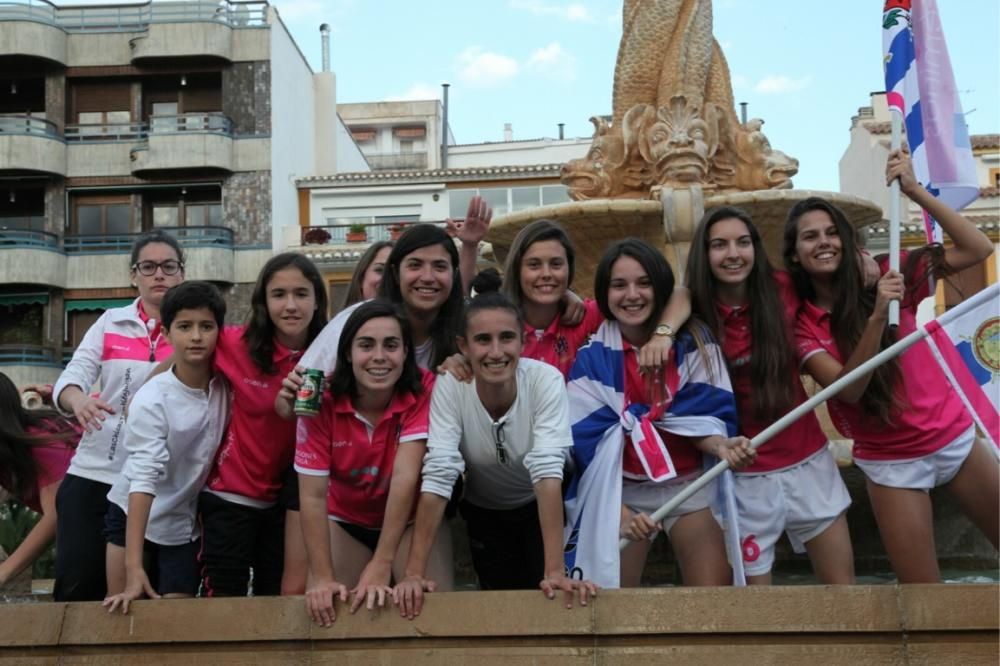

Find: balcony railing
0;228;59;249
65;113;233;142
364;152;429;171
0;114;59;137
300;221;443;247
0;344;60;367
64;225;234;253
0;0;269;31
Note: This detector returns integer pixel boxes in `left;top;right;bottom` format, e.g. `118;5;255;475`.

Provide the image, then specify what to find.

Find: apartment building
294;104;590;310
840;92;999;312
0;0;360;386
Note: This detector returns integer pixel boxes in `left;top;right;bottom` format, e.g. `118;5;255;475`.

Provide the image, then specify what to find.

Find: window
511;187;541;212
150;102;180;132
1;185;45;231
450;189;476;219
479;188;508;216
399;139;415;154
541;185;571;205
73;196;133;235
145;187;222;229
990;168;999;188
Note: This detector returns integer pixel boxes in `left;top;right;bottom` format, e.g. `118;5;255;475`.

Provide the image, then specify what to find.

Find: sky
269;0;999;191
54;0;1000;192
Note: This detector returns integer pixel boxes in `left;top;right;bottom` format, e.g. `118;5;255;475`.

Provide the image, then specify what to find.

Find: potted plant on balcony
388;222;411;240
346;223;368;243
303;227;331;245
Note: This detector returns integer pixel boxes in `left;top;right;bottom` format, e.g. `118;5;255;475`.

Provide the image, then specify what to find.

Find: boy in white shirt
103;281;229;613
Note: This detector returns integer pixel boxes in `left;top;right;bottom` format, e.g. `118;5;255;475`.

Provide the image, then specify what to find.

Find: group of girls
1;151;996;616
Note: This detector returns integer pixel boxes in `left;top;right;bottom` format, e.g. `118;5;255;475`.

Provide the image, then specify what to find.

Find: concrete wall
0;364;63;388
448;137;590;168
66;32;137;67
66;253;132;290
183;246;234;283
0;586;995;663
269;18;315;251
335;115;370;174
0;20;67;64
0;134;66;176
313;72;337;175
131;22;235;63
231;136;270;172
234;246;272;284
0;248;66;288
66;142;131;178
132;133;234;174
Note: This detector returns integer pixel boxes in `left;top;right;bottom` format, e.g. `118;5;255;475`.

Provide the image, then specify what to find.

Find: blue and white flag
562;321;741;588
883;0;979;243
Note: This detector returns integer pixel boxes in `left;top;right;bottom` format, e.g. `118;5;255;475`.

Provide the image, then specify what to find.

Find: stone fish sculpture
561;0;799;199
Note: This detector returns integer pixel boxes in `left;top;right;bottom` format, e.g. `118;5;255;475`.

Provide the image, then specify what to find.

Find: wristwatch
654;323;676;340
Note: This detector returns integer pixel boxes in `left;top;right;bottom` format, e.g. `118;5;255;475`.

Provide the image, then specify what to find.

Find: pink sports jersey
23;420;77;514
620;343;701;478
294;370;434;529
719;270;828;472
205;326;302;505
795;251;971;461
523;299;604;378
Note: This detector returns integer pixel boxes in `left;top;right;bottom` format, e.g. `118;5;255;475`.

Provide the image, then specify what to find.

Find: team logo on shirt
972;317;999;376
555;335;569;358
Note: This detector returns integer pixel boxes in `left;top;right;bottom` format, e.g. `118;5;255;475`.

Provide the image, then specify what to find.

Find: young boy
103;281;229;613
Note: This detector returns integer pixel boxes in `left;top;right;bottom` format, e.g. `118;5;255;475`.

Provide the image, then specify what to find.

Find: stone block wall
223;170;271;245
222;61;271;136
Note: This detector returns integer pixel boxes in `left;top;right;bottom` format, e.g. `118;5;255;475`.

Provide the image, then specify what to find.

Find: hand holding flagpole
886;111;903;329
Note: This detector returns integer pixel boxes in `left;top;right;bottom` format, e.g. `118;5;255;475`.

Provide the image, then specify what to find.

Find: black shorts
103;503;200;596
279;466;299;512
460;499;544;591
334;520;382;552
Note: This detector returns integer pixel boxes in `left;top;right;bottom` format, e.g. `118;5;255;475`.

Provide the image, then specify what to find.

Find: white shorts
622;475;716;536
733;448;851;576
854;425;976;491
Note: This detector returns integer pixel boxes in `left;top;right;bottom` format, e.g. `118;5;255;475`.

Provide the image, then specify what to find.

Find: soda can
294;368;325;416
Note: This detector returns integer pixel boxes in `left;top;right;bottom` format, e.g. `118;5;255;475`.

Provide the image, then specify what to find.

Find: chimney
557;122;565;140
503;123;513;142
320;24;331;72
739;102;748;125
441;83;450;169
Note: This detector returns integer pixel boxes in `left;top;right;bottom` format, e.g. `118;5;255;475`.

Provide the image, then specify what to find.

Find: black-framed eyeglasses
492;421;509;466
132;260;184;276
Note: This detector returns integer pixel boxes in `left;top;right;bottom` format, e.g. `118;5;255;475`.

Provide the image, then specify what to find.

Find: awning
65;298;133;312
0;293;49;307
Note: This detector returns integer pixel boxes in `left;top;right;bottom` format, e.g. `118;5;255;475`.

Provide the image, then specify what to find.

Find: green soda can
294;368;325;416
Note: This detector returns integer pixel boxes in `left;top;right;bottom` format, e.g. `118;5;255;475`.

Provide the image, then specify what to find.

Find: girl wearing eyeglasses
393;292;598;620
294;300;446;626
51;230;185;600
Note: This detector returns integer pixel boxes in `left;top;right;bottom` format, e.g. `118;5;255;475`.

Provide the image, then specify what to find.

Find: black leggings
197;492;285;597
460;499;544;591
53;474;111;601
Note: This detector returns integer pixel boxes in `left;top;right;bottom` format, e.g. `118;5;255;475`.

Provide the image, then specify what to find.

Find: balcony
0;0;268;31
129;113;234;175
0;344;64;386
64;225;235;287
0;5;67;65
0;229;65;287
0;115;66;176
364;152;429;171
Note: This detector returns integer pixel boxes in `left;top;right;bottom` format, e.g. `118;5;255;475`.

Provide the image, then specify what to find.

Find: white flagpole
619;321;933;552
887;108;903;328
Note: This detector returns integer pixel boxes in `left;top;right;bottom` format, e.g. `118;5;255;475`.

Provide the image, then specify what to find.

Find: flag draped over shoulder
923;283;1000;448
562;321;740;588
882;0;978;243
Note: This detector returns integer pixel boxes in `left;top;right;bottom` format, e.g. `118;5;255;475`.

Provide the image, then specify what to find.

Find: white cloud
384;83;441;102
753;75;812;94
509;0;597;23
527;42;577;81
456;47;519;88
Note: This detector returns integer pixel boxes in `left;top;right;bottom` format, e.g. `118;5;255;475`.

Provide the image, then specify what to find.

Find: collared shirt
421;358;572;510
795;251;970;461
523;299;605;378
295;369;434;529
108;369;229;545
205;326;302;507
716;270;827;473
22;419;78;514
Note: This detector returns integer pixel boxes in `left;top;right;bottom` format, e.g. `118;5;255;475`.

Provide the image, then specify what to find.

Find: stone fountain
487;0;882;293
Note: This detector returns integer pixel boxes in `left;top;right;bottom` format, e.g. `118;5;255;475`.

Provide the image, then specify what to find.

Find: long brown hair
344;241;394;309
782;197;943;423
501;219;576;309
687;206;795;420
